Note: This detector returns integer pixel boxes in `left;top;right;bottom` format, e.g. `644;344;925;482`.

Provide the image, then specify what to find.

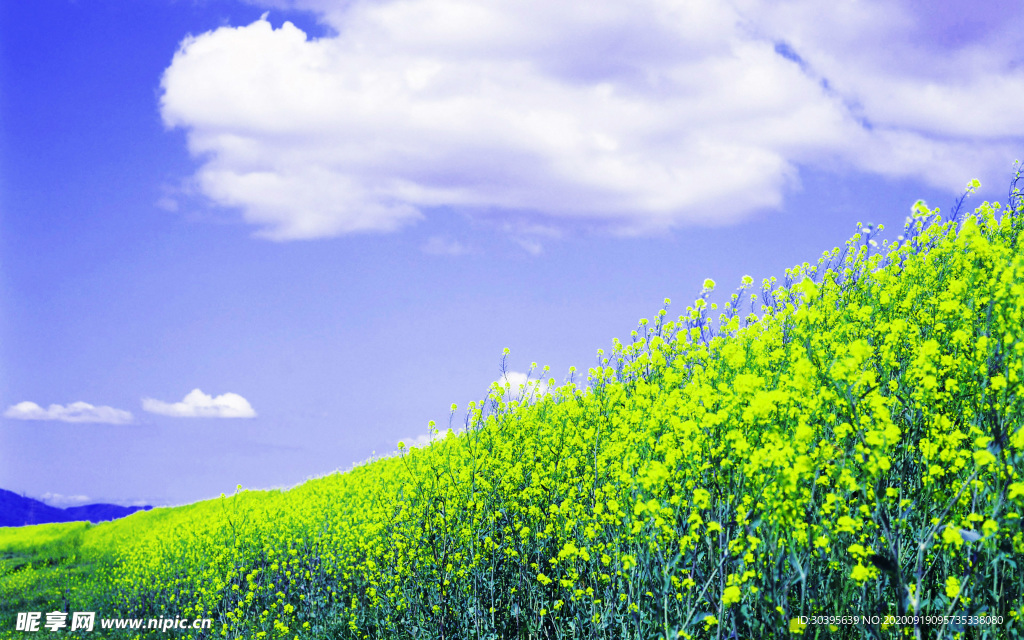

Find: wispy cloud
3;401;134;424
512;237;544;256
421;235;471;256
40;492;92;508
161;0;1024;240
142;389;257;418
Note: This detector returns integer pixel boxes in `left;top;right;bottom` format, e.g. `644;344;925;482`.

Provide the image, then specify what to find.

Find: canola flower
4;170;1024;639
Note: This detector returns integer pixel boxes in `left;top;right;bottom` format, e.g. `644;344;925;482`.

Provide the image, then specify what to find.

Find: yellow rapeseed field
3;172;1024;639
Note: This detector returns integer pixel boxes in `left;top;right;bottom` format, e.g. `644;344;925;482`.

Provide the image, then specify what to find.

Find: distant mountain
0;489;151;527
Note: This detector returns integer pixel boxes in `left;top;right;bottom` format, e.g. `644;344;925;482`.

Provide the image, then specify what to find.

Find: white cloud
3;401;134;424
142;389;257;418
493;371;551;403
41;493;92;508
421;235;470;255
161;0;1024;240
512;237;544;256
397;429;448;450
155;196;179;212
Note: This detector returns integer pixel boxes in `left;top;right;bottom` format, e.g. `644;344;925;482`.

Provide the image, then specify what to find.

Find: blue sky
2;0;1022;508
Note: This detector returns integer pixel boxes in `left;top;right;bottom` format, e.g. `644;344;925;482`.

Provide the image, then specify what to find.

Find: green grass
0;522;90;623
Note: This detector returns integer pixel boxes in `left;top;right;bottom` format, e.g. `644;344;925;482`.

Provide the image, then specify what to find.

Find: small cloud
3;401;134;424
142;388;257;418
156;196;179;212
493;371;551;402
501;219;562;254
421;235;470;256
397;429;448;450
40;493;92;508
513;237;544;255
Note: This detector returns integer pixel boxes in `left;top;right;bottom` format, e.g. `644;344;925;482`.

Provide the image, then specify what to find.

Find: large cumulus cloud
160;0;1024;240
